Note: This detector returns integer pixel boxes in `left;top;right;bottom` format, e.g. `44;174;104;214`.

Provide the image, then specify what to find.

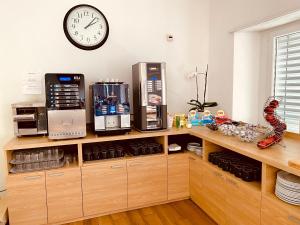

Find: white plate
275;190;300;204
277;171;300;187
276;182;300;193
275;193;300;205
276;186;300;199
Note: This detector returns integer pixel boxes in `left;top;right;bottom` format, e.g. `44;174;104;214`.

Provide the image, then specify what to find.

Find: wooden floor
65;200;216;225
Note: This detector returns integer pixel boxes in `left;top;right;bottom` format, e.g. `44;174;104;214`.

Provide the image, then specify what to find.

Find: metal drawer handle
129;162;143;167
24;175;42;180
288;215;300;225
189;157;196;161
48;172;64;177
111;165;123;169
213;171;222;177
226;178;238;187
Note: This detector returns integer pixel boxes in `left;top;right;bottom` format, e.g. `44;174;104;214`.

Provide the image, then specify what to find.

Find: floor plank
65;200;216;225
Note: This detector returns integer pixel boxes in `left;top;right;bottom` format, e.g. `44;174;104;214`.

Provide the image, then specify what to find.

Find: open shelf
204;160;261;192
82;153;166;166
168;134;202;155
203;140;262;190
7;144;79;175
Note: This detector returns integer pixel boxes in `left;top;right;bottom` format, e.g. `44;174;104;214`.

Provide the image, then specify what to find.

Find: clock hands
84;17;99;29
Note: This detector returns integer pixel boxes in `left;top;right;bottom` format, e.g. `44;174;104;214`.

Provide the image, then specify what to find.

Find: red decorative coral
257;98;286;149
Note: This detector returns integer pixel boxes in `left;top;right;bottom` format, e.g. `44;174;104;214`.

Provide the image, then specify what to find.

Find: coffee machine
90;82;131;134
45;73;86;139
132;62;167;131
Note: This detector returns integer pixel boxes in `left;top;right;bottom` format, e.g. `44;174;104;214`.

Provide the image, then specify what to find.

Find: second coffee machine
132;62;167;131
90;81;131;135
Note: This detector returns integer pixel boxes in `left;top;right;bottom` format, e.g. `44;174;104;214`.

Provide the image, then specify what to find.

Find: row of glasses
13;147;63;163
12;159;64;173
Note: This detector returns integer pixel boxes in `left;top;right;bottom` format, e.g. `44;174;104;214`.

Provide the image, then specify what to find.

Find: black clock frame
63;4;109;51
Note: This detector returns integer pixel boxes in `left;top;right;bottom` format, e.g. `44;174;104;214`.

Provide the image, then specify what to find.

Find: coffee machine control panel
45;74;85;110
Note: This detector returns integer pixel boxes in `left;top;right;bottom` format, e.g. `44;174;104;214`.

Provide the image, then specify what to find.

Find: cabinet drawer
46;168;83;224
7;172;47;225
225;175;261;225
200;164;227;225
168;154;189;200
82;160;127;216
262;194;300;225
127;156;167;208
190;155;203;205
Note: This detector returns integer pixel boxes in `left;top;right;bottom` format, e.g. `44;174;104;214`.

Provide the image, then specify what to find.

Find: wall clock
63;4;109;50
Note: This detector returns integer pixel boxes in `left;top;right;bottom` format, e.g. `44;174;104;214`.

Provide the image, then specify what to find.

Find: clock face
63;4;109;50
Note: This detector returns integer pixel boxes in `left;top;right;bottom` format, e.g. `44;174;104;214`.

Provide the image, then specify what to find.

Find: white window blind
274;31;300;133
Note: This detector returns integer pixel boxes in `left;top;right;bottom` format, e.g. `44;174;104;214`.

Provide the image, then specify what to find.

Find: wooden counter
3;127;300;225
189;127;300;177
5;126;299;176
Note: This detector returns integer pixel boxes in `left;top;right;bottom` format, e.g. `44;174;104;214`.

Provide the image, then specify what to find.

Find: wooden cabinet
46;168;83;224
127;156;167;208
200;163;228;225
190;158;261;225
190;156;227;225
82;160;127;216
7;172;47;225
167;154;189;200
190;155;203;205
225;175;261;225
261;194;300;225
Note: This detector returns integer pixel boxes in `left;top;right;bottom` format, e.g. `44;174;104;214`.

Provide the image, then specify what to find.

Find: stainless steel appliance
12;102;47;137
132;62;167;131
90;82;131;134
45;73;86;139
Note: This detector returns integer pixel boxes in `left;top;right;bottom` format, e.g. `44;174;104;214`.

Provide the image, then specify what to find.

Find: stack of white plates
275;171;300;205
187;143;203;156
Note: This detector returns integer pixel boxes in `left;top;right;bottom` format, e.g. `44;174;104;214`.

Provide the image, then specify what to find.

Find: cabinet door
262;194;300;225
127;156;167;208
7;172;47;225
168;154;189;200
46;168;83;224
197;163;228;225
225;176;261;225
82;160;127;216
190;155;203;205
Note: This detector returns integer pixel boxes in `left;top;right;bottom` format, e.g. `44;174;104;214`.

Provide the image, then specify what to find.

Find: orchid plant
187;65;218;112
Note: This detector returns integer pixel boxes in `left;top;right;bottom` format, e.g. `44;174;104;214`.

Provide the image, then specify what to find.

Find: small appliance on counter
45;73;86;139
90;81;131;134
12;102;47;137
132;62;167;131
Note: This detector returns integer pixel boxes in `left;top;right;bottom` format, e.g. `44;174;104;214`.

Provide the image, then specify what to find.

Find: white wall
208;0;300;117
0;0;210;190
232;32;261;124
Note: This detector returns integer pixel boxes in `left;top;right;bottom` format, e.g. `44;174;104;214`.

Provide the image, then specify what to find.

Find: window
274;31;300;133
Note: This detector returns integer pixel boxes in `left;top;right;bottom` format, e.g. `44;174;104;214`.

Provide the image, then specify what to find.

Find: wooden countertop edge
3;128;191;150
3;127;300;176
